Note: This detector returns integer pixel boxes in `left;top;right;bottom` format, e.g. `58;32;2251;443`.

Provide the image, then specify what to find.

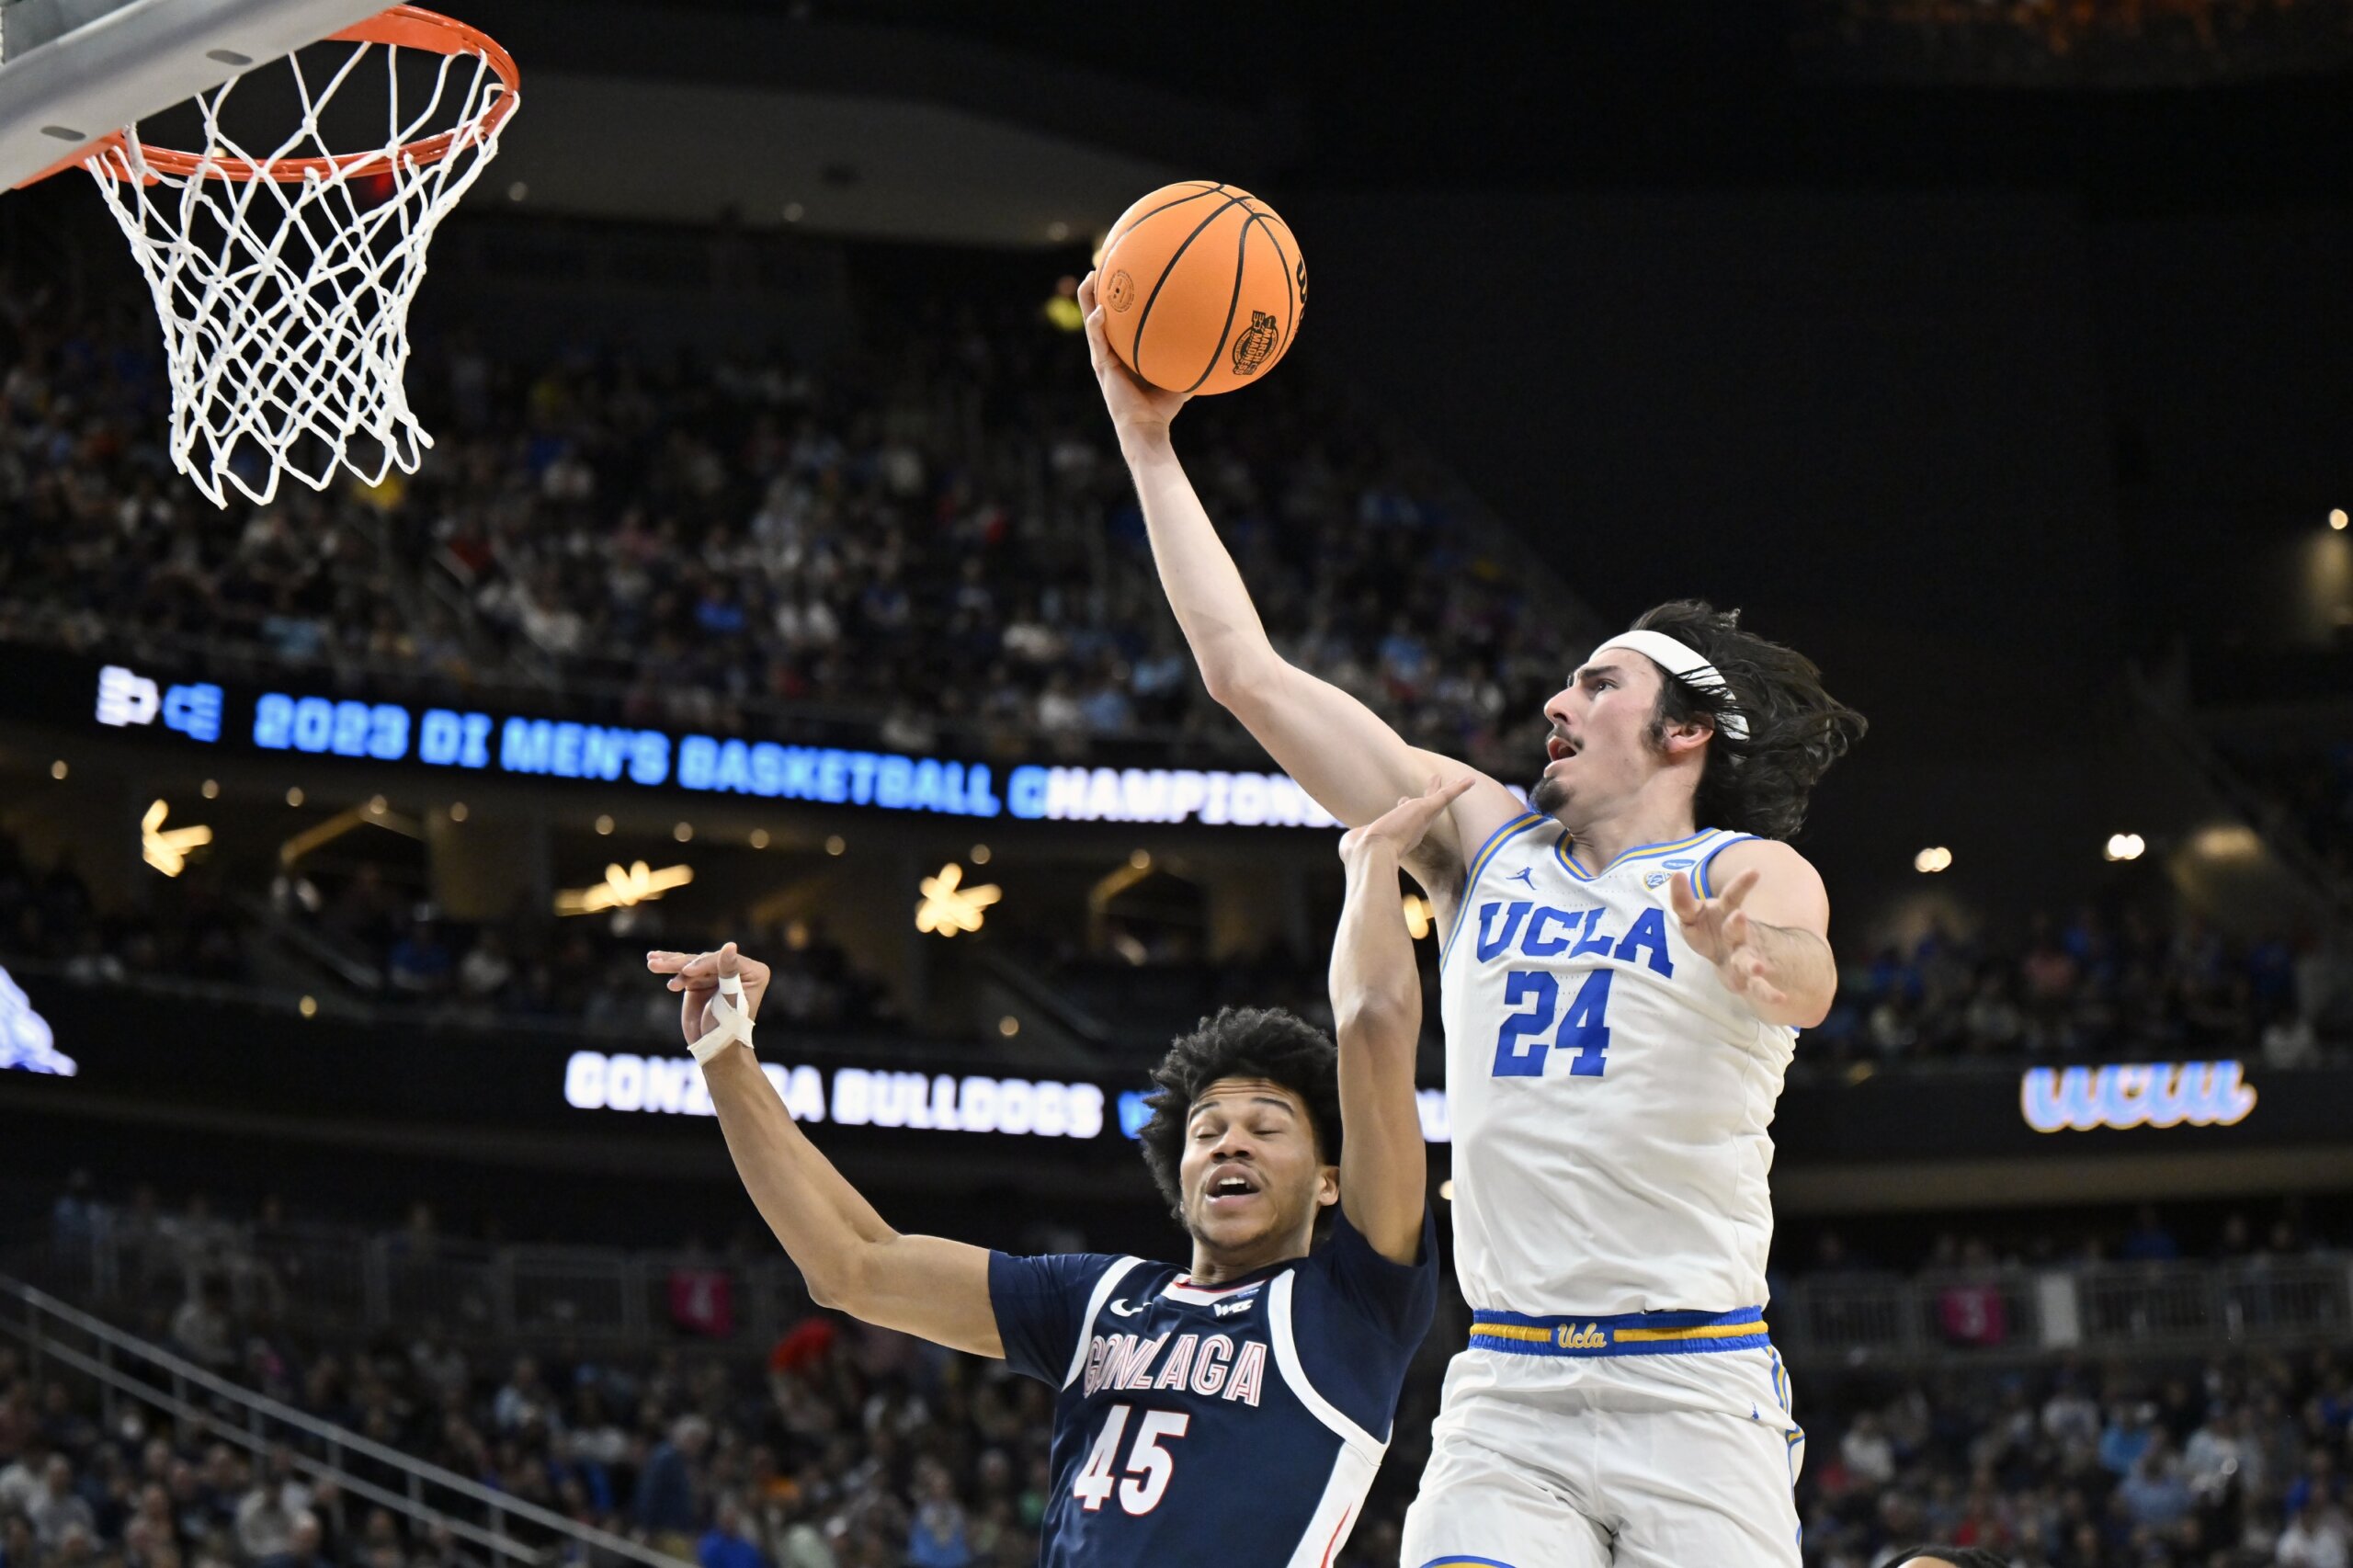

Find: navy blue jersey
990;1206;1437;1568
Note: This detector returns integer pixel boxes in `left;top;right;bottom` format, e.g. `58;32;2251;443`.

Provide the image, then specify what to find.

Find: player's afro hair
1631;598;1867;842
1135;1006;1343;1224
1891;1550;2012;1568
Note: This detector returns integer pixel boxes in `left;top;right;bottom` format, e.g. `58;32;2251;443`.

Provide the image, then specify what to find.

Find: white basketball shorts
1401;1315;1804;1568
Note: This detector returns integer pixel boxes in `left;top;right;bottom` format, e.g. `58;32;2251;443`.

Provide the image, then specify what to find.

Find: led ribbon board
564;1052;1459;1145
74;657;1336;828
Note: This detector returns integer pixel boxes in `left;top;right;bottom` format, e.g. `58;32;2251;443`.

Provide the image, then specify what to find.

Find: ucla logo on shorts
1554;1323;1608;1351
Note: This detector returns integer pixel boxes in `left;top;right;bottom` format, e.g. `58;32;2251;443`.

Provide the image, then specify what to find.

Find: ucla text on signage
2018;1061;2256;1133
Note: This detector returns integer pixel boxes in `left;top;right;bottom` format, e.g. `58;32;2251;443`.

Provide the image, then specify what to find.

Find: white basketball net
85;33;515;508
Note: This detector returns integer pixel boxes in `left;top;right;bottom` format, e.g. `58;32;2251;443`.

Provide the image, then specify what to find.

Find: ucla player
1077;269;1867;1564
643;780;1456;1565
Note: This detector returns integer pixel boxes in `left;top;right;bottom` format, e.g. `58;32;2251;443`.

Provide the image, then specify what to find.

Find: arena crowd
4;1182;2352;1568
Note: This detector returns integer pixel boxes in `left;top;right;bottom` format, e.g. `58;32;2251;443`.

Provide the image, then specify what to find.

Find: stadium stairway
0;1270;694;1568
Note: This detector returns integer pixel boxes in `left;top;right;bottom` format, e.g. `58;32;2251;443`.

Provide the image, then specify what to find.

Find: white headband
1589;630;1750;740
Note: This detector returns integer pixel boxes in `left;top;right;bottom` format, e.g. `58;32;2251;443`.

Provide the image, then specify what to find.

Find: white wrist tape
688;971;755;1063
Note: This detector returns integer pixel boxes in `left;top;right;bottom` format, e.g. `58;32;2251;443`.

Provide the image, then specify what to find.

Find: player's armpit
826;1233;1005;1358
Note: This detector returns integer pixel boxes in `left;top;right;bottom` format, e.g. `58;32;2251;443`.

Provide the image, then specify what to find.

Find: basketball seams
1184;209;1263;394
1244;199;1302;364
1103;182;1226;255
1128;193;1248;385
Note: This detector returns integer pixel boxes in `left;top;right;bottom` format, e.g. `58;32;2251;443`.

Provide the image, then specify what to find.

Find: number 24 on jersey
1490;968;1614;1078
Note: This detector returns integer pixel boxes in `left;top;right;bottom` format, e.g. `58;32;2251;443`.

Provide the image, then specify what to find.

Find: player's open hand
1667;869;1790;1011
1078;270;1190;439
1340;775;1473;864
646;942;770;1050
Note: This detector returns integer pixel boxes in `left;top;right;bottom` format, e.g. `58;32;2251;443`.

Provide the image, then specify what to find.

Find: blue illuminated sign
92;665;1339;829
94;665;222;744
2020;1061;2256;1133
253;693;409;759
0;967;73;1076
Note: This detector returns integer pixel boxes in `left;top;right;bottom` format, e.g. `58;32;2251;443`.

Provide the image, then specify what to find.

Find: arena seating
4;1181;2350;1568
0;282;1578;782
8;815;2344;1068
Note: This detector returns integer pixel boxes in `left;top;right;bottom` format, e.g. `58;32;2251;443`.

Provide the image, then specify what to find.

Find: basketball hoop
71;6;518;508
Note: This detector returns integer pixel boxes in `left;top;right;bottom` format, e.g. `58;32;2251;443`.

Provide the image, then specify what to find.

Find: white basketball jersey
1438;816;1796;1317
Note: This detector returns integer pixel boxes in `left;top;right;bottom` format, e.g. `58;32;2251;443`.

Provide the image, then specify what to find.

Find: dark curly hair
1135;1006;1343;1225
1628;598;1866;842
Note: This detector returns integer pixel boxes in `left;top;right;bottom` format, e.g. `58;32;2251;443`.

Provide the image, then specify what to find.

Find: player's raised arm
1078;271;1522;881
647;943;1003;1357
1327;778;1464;1263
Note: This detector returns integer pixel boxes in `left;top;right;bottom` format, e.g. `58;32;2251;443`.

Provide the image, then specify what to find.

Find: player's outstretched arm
1667;841;1837;1030
1077;271;1521;880
647;943;1004;1358
1327;778;1463;1263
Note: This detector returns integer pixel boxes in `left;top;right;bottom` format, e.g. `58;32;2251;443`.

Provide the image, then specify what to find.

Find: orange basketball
1097;182;1305;396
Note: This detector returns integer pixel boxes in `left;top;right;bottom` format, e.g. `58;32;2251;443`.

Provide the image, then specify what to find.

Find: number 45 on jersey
1072;1404;1189;1516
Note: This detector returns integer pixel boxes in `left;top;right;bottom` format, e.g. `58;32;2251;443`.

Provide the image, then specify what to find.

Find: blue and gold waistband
1469;1305;1769;1358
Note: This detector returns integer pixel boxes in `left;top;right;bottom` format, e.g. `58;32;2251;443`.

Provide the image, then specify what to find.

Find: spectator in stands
385;921;454;997
904;1460;969;1568
696;1494;764;1568
27;1460;92;1551
233;1451;308;1562
1839;1411;1897;1489
252;1513;329;1568
0;1513;39;1568
634;1415;708;1557
489;1359;556;1437
2279;1494;2353;1568
170;1279;236;1370
2116;1431;2194;1531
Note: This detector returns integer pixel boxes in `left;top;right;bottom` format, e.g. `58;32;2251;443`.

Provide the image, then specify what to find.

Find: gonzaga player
1078;269;1867;1564
645;780;1457;1565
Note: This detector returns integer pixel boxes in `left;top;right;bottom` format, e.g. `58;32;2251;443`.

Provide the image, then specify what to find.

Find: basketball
1097;182;1305;396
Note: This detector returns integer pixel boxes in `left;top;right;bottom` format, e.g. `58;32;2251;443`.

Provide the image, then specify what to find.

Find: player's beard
1529;771;1569;816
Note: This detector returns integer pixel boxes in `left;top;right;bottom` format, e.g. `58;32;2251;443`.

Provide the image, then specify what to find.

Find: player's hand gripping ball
1096;182;1305;395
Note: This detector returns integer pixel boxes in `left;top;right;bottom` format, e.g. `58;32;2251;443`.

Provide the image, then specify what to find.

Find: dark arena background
4;4;2353;1567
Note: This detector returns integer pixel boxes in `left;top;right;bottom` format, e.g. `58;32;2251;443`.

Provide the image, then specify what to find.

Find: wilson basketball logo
1107;269;1137;312
1231;311;1279;376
